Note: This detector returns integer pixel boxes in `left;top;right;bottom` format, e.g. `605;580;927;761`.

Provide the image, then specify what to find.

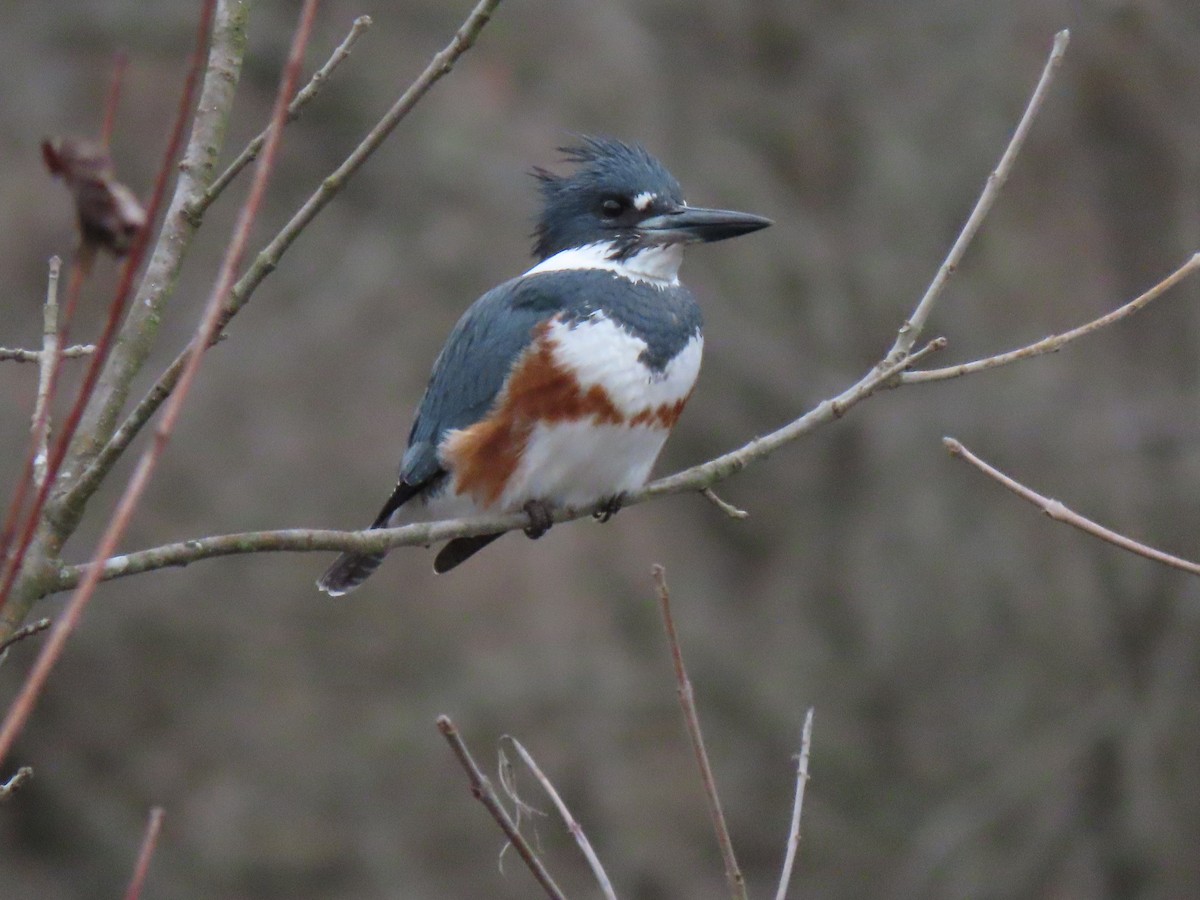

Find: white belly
498;420;670;509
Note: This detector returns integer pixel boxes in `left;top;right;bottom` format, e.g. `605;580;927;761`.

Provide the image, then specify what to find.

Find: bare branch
437;716;567;900
123;807;165;900
502;736;618;900
945;437;1200;576
0;766;33;802
198;14;375;213
52;338;950;594
887;29;1069;364
774;708;814;900
59;0;502;525
653;565;747;900
902;252;1200;384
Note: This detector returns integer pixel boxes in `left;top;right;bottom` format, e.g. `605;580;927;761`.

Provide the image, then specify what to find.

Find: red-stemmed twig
653;564;748;900
774;707;814;900
437;716;568;900
945;437;1200;576
0;0;315;767
100;52;129;150
122;806;165;900
0;7;214;628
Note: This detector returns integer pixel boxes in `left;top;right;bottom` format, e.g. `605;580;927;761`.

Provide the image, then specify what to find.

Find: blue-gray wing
399;274;570;486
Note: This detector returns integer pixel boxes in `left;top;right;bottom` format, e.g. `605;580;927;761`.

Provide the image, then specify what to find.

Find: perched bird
318;137;770;595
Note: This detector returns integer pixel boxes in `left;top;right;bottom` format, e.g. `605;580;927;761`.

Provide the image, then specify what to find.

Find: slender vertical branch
774;708;814;900
886;29;1069;364
653;565;748;900
437;716;568;900
31;257;63;488
123;807;165;900
0;0;317;766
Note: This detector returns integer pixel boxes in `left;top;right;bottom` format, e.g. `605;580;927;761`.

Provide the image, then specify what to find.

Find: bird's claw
593;493;626;524
523;499;554;539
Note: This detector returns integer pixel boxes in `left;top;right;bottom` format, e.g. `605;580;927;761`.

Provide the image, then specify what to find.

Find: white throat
524;242;683;287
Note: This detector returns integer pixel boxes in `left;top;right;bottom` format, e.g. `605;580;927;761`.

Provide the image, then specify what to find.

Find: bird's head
531;137;771;268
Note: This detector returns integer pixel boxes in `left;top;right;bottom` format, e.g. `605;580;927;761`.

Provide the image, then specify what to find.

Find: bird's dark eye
600;197;626;219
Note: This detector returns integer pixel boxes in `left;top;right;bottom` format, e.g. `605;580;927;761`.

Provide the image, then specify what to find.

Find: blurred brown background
1;0;1199;897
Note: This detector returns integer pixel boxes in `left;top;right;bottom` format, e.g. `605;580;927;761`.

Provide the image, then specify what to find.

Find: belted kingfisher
318;137;770;595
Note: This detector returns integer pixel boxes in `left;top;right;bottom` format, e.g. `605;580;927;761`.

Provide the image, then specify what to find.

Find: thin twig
945;437;1200;576
0;345;94;363
902;252;1200;383
123;806;165;900
31;257;63;488
503;736;618;900
59;0;502;526
0;618;52;658
653;565;747;900
437;716;567;900
774;708;814;900
198;14;374;213
886;29;1069;364
0;0;315;767
0;766;33;801
701;487;750;520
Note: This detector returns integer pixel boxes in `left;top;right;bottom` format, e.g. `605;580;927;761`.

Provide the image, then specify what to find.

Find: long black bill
637;205;772;245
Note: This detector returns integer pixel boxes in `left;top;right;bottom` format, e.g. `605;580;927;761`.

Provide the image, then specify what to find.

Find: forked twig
123;806;166;900
437;716;567;900
199;14;375;212
653;565;747;900
503;736;618;900
774;708;814;900
945;438;1200;576
888;29;1070;363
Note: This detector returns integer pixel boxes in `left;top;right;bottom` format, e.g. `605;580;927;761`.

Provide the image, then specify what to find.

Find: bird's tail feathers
317;550;387;596
316;479;426;596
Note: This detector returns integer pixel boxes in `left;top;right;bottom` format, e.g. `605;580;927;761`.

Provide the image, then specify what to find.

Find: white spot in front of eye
633;191;655;212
